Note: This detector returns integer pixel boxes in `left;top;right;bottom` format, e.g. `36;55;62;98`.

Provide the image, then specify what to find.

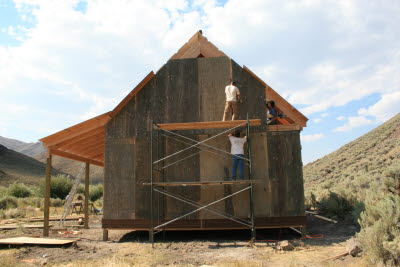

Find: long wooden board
0;237;78;245
0;224;51;230
143;180;264;186
155;119;261;131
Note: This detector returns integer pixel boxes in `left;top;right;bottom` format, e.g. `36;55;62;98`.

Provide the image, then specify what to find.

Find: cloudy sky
0;0;399;164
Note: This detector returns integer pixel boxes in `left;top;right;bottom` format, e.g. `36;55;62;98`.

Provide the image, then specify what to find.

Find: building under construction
40;31;308;242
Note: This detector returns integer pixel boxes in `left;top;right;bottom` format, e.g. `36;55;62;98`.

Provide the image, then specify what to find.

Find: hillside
303;113;400;197
0;144;63;186
0;136;45;157
33;153;104;184
0;136;103;184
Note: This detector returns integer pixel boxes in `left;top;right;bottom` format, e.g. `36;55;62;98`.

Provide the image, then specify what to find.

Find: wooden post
301;225;307;237
43;150;52;237
84;163;90;229
103;229;108;241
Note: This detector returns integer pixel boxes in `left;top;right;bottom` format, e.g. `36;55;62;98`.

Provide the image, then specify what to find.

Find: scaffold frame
146;114;258;247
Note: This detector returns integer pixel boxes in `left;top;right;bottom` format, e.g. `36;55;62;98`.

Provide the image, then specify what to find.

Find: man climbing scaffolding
222;81;241;121
228;130;247;180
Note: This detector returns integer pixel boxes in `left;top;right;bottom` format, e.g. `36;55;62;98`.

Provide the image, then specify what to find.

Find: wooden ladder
59;163;85;225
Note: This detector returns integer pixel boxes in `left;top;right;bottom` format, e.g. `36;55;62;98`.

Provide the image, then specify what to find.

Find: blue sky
0;0;399;164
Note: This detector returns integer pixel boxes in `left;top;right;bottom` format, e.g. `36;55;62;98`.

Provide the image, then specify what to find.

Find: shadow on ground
118;214;358;246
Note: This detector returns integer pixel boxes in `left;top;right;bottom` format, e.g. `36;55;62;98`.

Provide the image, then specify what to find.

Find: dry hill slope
0;144;63;186
33;153;104;184
0;136;45;157
0;136;103;184
303;112;400;196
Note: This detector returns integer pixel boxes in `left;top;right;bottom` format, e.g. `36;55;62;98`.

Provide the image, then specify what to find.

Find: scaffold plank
143;180;263;186
155;119;260;130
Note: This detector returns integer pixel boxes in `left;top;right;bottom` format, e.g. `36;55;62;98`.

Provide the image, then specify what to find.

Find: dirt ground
0;214;367;266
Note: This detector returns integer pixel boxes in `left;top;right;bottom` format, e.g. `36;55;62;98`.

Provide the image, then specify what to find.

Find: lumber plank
0;237;78;245
170;31;202;59
27;215;83;222
313;214;338;223
109;71;155;118
75;143;104;157
143;180;263;186
84;163;90;229
243;66;308;127
267;124;301;131
40;112;110;148
65;139;104;156
155;119;261;131
60;132;104;151
43;155;51;237
54;127;104;150
0;224;51;230
50;149;104;166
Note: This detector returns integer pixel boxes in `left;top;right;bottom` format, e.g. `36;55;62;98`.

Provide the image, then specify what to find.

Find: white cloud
334;116;375;132
0;0;399;145
313;118;322;123
301;133;324;142
321;113;329;118
337;116;345;121
358;91;400;122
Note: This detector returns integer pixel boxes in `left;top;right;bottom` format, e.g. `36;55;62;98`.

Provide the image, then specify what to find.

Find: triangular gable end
39;31;308;166
170;31;227;60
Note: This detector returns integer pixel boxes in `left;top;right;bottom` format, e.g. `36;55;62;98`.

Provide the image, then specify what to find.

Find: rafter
50;149;104;167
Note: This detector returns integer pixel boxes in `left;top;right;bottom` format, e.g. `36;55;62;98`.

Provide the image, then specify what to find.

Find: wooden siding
103;57;305;229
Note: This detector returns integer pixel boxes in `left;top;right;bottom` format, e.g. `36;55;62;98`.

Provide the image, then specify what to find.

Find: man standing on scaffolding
228;130;247;180
222;81;241;121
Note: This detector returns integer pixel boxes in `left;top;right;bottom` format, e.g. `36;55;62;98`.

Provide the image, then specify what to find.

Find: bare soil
0;214;366;266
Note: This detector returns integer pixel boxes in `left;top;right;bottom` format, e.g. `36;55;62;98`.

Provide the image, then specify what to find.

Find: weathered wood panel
198;57;230;122
104;57;305;228
267;130;305;216
231;60;266;122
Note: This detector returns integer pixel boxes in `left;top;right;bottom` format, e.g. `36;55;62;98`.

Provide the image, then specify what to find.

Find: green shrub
89;184;103;202
50;198;64;207
8;183;31;198
25;197;43;208
40;174;73;200
0;209;5;219
5;208;26;218
0;196;18;210
357;194;400;265
317;191;354;220
94;198;103;209
0;185;8;198
77;184;85;194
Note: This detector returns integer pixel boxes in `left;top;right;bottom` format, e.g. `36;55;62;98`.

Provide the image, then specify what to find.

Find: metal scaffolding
147;115;258;247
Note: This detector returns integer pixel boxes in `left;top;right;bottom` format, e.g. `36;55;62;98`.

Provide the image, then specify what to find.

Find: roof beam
72;141;104;156
80;145;104;158
109;71;155;118
61;133;104;153
243;66;308;127
50;149;104;167
53;126;104;150
40;112;110;148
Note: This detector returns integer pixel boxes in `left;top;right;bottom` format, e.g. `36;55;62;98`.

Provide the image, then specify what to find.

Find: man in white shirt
223;81;241;121
228;131;247;180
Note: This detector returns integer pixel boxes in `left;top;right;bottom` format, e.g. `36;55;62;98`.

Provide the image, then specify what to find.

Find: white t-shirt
229;136;246;155
225;85;240;102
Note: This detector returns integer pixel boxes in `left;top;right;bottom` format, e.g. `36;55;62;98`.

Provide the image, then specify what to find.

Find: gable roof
40;31;308;166
170;31;227;59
